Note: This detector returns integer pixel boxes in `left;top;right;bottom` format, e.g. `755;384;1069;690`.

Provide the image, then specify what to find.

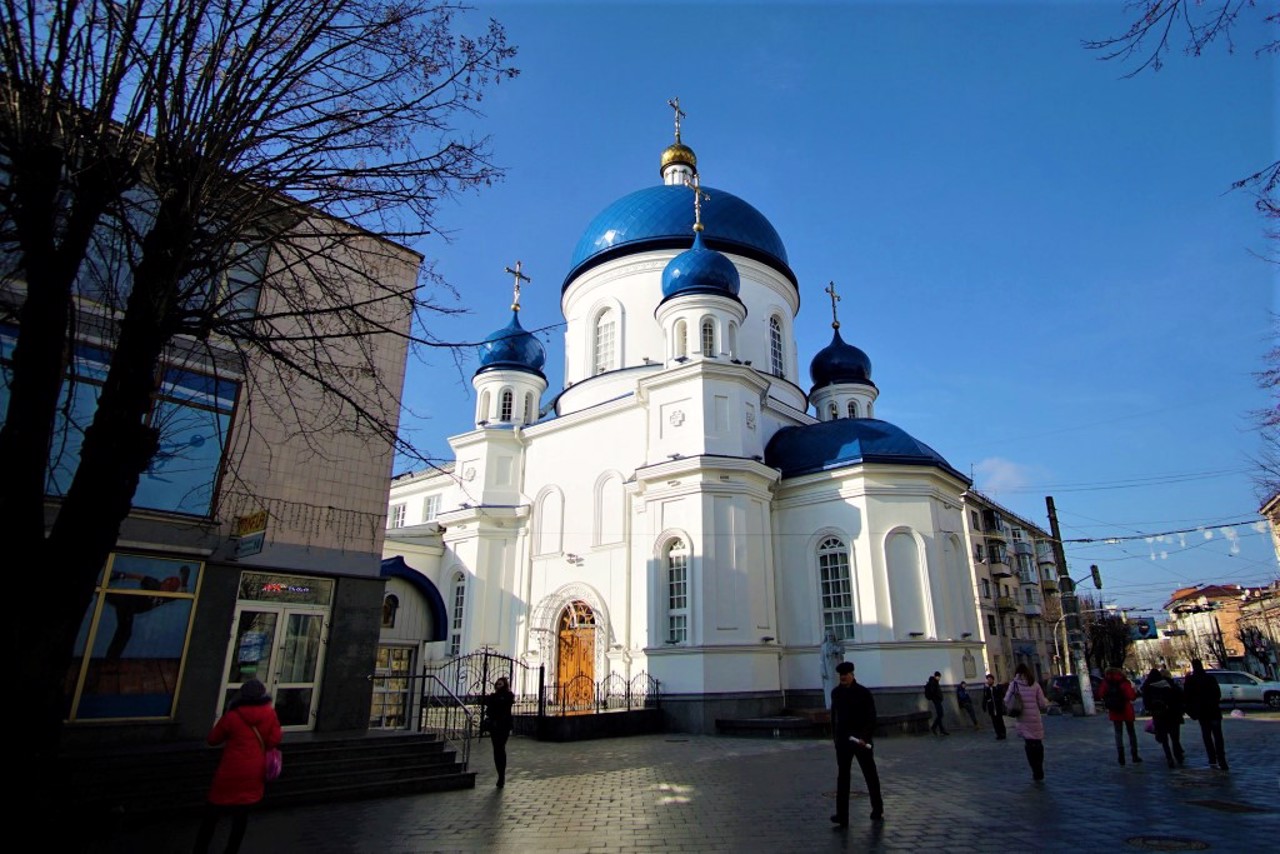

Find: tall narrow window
500;390;513;421
847;401;858;418
523;392;534;424
727;322;738;358
666;539;689;644
700;318;715;356
827;403;838;421
593;309;616;375
769;316;784;377
389;503;406;528
818;536;855;640
478;390;490;422
423;494;440;522
674;319;688;359
449;573;466;657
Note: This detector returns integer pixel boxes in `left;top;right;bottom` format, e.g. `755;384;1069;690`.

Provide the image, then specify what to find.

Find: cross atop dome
505;260;530;311
825;281;841;329
661;97;698;184
683;173;710;233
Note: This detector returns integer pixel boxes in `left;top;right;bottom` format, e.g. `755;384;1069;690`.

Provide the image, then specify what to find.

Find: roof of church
476;311;546;378
660;230;742;301
765;418;966;480
564;184;794;289
809;327;875;391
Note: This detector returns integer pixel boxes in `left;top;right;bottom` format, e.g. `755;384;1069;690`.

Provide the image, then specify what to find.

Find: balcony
989;556;1013;578
1012;540;1033;558
1041;577;1058;594
997;596;1017;613
1035;541;1057;567
1023;600;1042;617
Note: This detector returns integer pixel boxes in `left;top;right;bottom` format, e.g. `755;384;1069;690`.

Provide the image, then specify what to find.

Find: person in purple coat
1005;662;1049;781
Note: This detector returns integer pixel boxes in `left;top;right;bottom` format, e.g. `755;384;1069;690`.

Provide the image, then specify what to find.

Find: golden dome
660;142;697;174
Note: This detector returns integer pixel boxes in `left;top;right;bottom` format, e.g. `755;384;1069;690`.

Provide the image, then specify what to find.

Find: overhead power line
1060;517;1265;544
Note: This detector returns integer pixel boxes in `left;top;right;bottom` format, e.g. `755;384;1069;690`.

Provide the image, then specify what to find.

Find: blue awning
380;556;448;642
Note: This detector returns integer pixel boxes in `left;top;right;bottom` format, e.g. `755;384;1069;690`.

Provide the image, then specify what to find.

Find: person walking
1098;666;1142;766
924;671;949;735
1183;659;1228;770
193;679;282;854
1004;662;1049;781
981;673;1007;740
1141;666;1186;768
956;681;980;730
482;676;516;787
829;661;884;828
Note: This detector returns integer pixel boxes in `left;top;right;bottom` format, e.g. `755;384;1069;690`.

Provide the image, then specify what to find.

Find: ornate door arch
557;600;595;712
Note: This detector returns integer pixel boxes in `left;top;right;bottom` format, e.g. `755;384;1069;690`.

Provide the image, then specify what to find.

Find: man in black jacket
925;671;949;735
830;661;884;828
1183;659;1228;770
981;672;1007;740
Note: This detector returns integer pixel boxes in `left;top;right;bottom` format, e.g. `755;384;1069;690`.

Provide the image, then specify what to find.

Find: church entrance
556;600;595;713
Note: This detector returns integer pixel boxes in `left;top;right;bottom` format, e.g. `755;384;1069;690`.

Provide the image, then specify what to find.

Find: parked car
1203;670;1280;709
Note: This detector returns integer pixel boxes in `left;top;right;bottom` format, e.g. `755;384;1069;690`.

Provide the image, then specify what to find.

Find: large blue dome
810;328;875;391
476;312;546;378
660;231;741;300
764;418;965;480
565;184;793;289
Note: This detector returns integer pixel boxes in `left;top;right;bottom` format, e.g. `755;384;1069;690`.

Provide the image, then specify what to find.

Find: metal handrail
419;673;477;769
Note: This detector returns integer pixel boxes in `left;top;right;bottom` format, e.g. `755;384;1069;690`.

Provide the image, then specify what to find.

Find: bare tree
0;0;517;782
1087;613;1136;671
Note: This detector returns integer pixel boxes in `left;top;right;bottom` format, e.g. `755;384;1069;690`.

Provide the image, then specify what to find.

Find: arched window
449;572;466;656
593;308;616;375
700;318;716;356
847;401;858;419
818;537;855;640
674;319;688;359
827;403;838;421
523;392;534;424
534;489;564;555
381;594;400;629
769;316;785;377
727;322;738;358
666;539;690;644
478;390;490;422
500;389;514;421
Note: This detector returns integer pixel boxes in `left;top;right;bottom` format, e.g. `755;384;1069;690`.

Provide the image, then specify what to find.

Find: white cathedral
382;108;979;732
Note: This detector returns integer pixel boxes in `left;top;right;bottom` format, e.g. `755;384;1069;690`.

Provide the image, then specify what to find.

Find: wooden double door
556;601;595;712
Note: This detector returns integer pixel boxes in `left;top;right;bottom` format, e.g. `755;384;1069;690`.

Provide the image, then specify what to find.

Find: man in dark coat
830;661;884;828
1182;659;1228;770
1141;667;1185;768
981;672;1007;740
925;671;949;735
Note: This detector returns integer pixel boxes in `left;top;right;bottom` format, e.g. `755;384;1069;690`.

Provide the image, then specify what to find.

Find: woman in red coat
1097;667;1142;766
194;679;282;853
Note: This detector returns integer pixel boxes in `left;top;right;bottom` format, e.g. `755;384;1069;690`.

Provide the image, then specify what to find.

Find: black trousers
1196;718;1226;766
930;700;948;733
834;740;882;820
988;710;1007;738
1112;719;1140;757
1023;738;1044;780
193;803;251;854
491;731;510;781
1154;719;1185;764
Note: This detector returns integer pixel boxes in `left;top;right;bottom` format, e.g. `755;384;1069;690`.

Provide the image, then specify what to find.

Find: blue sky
396;2;1278;615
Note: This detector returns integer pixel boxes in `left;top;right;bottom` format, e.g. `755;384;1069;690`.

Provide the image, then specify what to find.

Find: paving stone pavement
90;711;1280;853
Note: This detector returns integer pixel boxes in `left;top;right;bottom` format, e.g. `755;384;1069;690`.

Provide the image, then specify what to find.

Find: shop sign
232;510;268;558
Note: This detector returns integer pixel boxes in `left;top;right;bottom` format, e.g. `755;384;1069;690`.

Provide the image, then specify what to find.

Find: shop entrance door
222;604;329;730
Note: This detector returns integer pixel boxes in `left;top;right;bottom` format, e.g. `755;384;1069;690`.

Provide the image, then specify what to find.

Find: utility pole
1046;496;1096;715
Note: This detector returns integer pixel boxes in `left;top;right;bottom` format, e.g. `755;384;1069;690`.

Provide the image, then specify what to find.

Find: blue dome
764;418;965;480
565;184;793;289
476;312;546;378
660;231;741;300
810;328;875;391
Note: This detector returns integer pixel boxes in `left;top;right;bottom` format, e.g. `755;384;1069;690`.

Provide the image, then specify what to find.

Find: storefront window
65;554;201;721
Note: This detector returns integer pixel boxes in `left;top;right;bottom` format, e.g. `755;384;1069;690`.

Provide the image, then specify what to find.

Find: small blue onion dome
809;328;875;391
660;231;741;299
764;418;966;481
476;311;546;378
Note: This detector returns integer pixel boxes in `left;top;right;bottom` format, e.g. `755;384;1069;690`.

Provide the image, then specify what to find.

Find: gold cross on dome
505;261;531;311
683;173;710;232
668;97;685;143
825;281;841;329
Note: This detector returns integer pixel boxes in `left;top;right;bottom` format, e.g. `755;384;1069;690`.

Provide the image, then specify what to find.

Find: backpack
1103;682;1128;713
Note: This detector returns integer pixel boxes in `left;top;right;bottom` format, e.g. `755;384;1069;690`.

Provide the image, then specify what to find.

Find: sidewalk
90;711;1280;853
